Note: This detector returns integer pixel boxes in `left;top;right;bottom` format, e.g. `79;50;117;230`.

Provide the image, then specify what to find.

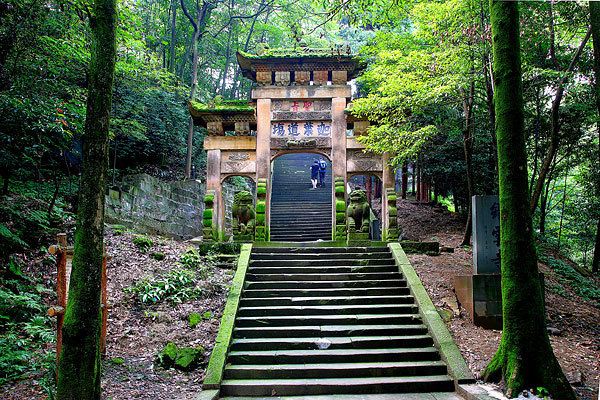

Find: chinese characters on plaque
472;195;501;274
271;121;332;138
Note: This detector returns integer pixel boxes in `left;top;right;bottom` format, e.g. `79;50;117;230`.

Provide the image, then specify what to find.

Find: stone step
242;287;411;298
249;259;395;267
233;324;429;338
269;228;332;234
229;335;433;351
226;347;440;365
246;272;401;282
223;360;448;380
251;247;390;253
236;304;417;317
247;266;398;275
271;202;331;207
250;252;392;260
271;235;331;243
220;393;462;400
239;295;415;307
246;279;405;290
269;236;332;242
219;375;454;396
234;314;422;328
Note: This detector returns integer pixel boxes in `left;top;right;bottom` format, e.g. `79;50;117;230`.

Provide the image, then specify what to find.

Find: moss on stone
239;48;357;60
256;201;266;213
190;99;254;114
203;209;213;219
335;200;346;212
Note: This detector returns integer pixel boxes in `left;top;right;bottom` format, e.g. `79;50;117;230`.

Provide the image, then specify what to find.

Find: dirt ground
2;230;233;400
398;200;600;400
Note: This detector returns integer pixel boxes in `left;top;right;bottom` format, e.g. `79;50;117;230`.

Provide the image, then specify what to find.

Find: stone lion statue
232;191;255;235
346;189;370;233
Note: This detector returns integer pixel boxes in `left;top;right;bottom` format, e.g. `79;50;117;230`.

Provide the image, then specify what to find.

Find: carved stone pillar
206;149;222;240
331;97;347;240
382;152;398;241
255;98;271;236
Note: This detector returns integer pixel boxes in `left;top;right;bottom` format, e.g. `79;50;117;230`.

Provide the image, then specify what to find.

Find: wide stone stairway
270;154;332;241
218;246;456;399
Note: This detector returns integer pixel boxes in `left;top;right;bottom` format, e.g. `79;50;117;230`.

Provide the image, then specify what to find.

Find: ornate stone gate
189;48;398;242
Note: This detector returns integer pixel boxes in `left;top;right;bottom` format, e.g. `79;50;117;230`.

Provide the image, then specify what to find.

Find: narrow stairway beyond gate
217;246;459;399
270;153;332;242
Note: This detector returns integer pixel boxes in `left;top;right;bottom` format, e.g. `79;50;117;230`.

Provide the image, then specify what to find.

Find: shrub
150;252;165;261
111;225;127;235
132;235;153;252
127;268;202;305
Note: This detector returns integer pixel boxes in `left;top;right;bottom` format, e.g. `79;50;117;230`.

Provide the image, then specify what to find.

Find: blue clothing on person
318;158;326;187
311;163;319;179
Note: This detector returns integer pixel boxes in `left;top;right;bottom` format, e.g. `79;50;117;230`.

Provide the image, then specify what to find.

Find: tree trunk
590;1;600;274
182;1;212;178
461;77;475;247
401;163;408;199
538;182;547;235
482;2;575;398
592;219;600;273
529;27;592;214
169;0;177;73
411;162;415;194
55;0;116;396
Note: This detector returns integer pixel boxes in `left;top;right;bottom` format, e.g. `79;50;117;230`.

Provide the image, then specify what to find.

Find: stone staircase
218;246;456;398
270;154;332;241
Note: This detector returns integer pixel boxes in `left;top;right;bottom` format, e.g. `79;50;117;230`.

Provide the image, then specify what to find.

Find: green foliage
156;342;204;371
188;310;212;328
132;235;153;252
0;266;55;386
110;357;125;365
150;252;165;261
111;225;127;235
539;254;600;306
127;268;202;305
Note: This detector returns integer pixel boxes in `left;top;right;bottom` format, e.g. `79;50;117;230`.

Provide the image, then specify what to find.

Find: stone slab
471;195;500;274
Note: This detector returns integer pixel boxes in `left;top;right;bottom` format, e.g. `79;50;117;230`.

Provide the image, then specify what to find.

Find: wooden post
100;250;108;355
55;234;67;365
49;235;109;364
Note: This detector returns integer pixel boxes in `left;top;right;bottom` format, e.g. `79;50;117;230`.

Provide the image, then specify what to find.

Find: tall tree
590;1;600;274
482;1;575;398
182;0;213;179
55;0;117;397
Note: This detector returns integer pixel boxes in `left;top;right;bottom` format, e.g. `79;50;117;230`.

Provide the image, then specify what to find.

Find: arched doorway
221;175;256;241
348;173;383;240
269;152;333;241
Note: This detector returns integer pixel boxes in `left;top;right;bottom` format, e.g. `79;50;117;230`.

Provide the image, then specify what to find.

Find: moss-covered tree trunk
590;1;600;274
55;0;116;397
482;2;575;398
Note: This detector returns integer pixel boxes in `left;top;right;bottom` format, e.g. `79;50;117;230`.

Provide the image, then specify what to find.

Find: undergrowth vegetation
127;247;224;305
0;259;56;395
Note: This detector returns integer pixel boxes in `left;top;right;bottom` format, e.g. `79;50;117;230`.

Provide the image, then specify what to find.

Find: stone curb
202;243;253;390
388;243;475;385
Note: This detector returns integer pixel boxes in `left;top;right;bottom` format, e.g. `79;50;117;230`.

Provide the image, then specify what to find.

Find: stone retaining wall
105;173;204;239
